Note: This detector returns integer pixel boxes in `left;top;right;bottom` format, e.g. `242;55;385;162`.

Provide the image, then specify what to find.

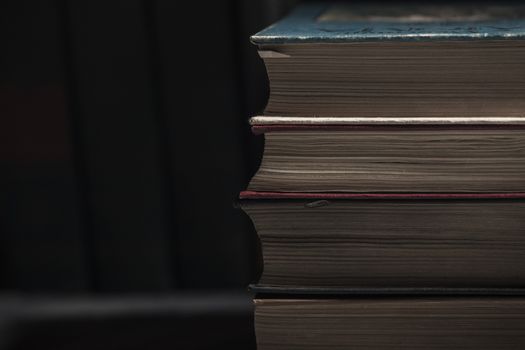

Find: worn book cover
252;3;525;44
251;3;525;121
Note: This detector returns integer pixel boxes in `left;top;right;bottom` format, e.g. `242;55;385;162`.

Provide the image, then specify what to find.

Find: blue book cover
251;3;525;44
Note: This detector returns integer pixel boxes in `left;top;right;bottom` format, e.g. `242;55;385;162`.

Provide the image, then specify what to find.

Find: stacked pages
241;3;525;349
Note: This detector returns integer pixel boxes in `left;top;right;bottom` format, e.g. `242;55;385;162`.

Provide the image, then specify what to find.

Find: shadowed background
0;0;301;348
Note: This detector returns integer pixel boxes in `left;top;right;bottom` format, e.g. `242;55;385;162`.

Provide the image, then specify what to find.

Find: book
244;4;525;349
247;126;525;193
241;195;525;292
254;297;525;350
251;3;525;121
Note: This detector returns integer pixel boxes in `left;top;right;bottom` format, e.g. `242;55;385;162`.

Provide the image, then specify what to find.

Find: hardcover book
244;5;525;350
243;4;525;350
246;125;525;193
241;194;525;292
255;297;525;350
251;3;525;123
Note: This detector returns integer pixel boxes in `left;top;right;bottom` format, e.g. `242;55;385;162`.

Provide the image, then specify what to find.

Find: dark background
0;0;302;348
0;0;297;294
0;0;514;349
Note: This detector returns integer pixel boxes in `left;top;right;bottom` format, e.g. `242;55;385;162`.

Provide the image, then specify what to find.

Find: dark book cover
240;191;525;200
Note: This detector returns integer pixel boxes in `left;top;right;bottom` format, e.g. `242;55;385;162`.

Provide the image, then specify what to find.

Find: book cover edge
239;191;525;200
251;3;525;45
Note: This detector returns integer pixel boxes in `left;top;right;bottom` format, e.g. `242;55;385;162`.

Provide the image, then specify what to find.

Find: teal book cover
251;3;525;44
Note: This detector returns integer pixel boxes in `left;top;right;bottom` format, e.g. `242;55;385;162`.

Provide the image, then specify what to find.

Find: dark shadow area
0;0;296;347
0;292;254;350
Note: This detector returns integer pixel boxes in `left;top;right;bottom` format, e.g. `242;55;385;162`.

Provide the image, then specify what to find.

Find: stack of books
240;3;525;349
